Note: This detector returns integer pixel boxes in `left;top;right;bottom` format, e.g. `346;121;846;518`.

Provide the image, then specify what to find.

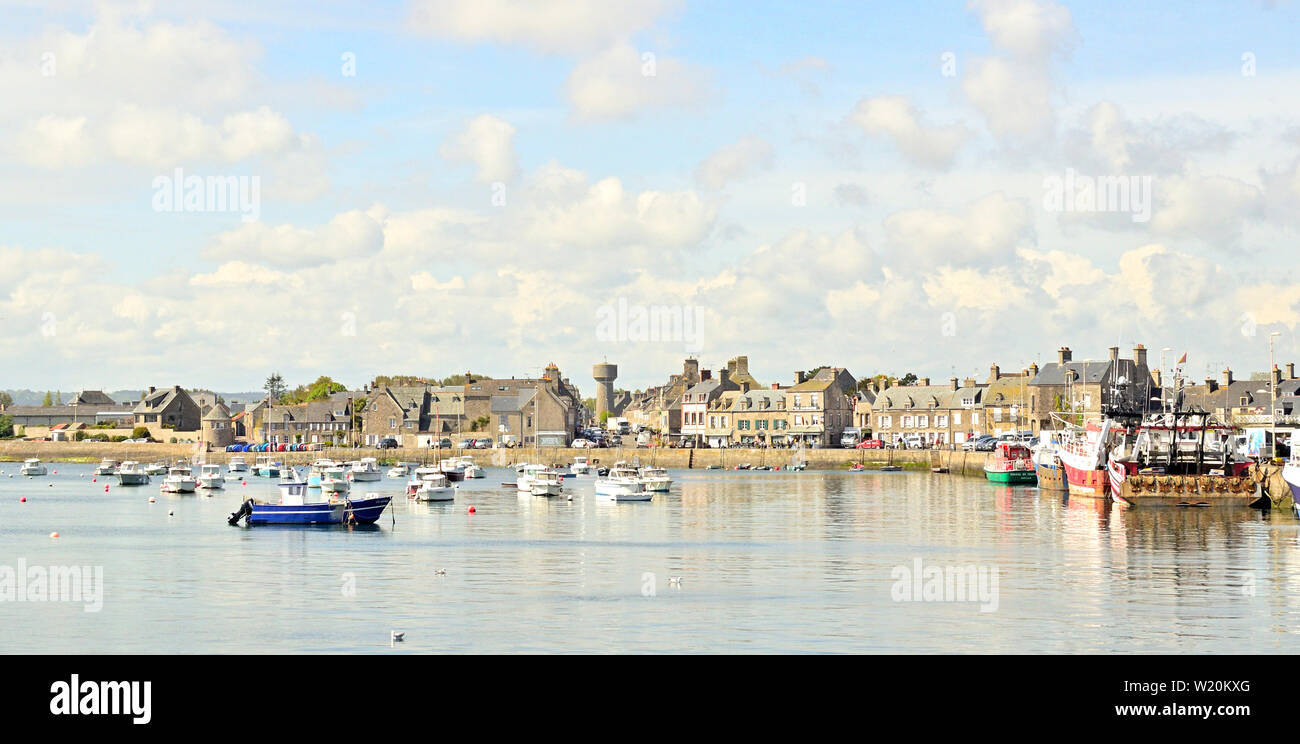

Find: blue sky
3;0;1300;393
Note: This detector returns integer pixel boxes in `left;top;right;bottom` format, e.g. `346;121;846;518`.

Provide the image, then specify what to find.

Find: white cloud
884;192;1035;265
850;96;969;169
694;136;774;189
962;57;1055;140
968;0;1077;59
1150;173;1263;244
440;114;519;183
406;0;680;54
566;42;710;120
203;209;386;268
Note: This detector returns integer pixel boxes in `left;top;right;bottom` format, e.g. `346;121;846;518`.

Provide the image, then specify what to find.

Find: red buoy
20;497;26;503
468;506;476;514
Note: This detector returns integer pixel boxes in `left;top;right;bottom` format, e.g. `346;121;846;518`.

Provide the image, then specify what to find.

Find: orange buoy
49;532;59;538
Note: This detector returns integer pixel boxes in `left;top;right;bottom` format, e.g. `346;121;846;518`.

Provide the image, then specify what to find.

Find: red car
855;439;883;449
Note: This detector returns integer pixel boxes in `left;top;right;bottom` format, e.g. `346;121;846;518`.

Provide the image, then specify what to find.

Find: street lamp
1160;347;1172;413
1270;331;1282;460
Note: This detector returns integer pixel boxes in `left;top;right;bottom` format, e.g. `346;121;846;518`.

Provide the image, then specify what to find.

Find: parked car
572;438;594;448
377;438;399;450
856;439;883;449
474;438;492;449
458;439;475;449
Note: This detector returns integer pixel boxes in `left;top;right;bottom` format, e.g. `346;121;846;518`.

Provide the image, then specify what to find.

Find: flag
1177;352;1187;365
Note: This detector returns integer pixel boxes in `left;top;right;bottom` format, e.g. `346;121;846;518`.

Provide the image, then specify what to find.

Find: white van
902;434;924;449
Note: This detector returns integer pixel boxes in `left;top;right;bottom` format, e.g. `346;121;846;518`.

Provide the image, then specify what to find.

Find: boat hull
247;495;392;525
117;473;150;486
984;468;1038;485
1108;466;1262;508
1034;460;1066;491
415;487;455;502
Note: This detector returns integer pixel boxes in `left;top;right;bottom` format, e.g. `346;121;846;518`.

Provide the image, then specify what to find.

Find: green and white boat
984;441;1038;485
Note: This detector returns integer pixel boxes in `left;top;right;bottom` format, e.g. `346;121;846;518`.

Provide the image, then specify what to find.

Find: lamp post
1270;331;1282;460
1160;347;1172;413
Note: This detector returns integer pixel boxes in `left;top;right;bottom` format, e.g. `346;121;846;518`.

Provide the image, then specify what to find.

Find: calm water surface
2;462;1298;653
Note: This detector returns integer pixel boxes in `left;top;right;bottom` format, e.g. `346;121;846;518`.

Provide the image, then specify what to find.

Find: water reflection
1;463;1298;652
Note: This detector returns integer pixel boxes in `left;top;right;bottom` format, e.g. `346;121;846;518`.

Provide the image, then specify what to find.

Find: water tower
593;362;618;419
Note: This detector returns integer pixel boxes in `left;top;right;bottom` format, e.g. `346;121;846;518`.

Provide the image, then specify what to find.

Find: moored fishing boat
349;457;382;482
1105;410;1261;508
440;458;467;482
515;463;547;492
387;462;410;478
456;456;484;479
143;461;168;476
320;464;351;496
413;472;455;501
595;465;651;501
637;466;671;492
227;489;392;526
20;458;47;476
983;442;1037;485
161;466;197;493
1032;430;1067;491
254;456;281;478
528;468;565;497
93;459;119;476
197;463;225;490
116;461;150;486
227;455;249;473
570;456;593;475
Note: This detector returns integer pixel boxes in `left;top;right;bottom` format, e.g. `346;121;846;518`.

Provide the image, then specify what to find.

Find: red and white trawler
1104;410;1262;508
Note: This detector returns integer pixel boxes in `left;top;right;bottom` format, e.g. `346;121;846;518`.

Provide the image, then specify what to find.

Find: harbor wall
0;440;992;473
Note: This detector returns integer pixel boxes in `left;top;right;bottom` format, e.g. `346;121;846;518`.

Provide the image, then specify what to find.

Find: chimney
1204;378;1218;393
719;368;731;388
919;377;930;386
963;377;977;388
1108;346;1119;363
1153;370;1162;388
1058;347;1072;364
148;386;156;394
732;355;749;378
1223;368;1234;386
880;378;891;391
683;358;700;383
794;370;806;385
701;369;712;382
1029;362;1039;378
1273;366;1283;387
1133;344;1148;368
950;377;959;391
989;364;1000;382
770;383;780;391
1288;362;1296;380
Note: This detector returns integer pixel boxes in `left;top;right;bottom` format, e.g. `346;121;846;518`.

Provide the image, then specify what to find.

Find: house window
389;418;396;428
953;412;962;425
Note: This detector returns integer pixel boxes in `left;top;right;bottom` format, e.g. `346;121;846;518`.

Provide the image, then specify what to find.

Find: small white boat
117;461;150;486
320;465;351;495
529;468;565;497
595;466;650;501
440;458;467;483
515;463;548;492
143;461;168;476
197;463;225;490
228;456;249;473
414;472;455;502
387;463;410;478
638;466;671;492
20;458;47;476
161;466;197;493
350;457;382;482
456;456;484;479
571;456;593;475
254;456;281;478
93;459;119;476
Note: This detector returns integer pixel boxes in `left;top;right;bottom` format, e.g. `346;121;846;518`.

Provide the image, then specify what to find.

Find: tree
0;414;12;438
264;373;287;403
132;426;151;440
0;392;12;408
42;391;53;407
898;373;918;386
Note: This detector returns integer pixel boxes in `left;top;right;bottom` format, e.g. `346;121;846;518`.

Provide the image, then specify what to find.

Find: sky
3;0;1300;395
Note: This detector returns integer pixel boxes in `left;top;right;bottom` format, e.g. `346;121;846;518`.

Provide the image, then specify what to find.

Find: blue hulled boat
227;478;392;526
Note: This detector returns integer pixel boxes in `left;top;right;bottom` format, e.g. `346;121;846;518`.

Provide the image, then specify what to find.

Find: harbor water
2;463;1298;653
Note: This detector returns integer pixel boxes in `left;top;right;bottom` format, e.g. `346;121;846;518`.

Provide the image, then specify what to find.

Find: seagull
391;631;405;642
434;568;446;576
668;576;683;586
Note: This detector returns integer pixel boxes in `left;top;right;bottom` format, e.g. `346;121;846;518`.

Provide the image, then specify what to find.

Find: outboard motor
227;499;254;526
